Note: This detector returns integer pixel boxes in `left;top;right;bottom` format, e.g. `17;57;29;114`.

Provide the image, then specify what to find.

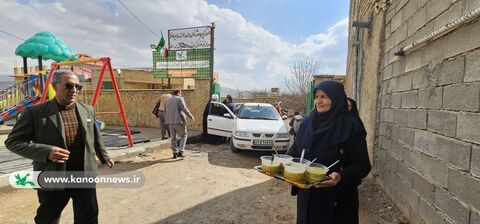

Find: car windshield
237;105;279;120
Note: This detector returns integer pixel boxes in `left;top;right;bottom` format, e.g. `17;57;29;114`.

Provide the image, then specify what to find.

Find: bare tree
282;59;319;112
283;59;319;96
278;93;305;114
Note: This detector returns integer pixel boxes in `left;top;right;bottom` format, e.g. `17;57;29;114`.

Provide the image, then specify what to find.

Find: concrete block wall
80;79;210;130
376;0;480;223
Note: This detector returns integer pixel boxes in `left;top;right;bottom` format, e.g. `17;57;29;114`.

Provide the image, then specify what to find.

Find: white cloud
0;0;348;89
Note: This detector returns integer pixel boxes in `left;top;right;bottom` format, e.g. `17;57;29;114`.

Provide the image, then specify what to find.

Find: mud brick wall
80;79;210;130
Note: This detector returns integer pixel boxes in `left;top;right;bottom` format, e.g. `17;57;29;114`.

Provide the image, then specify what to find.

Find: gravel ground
0;143;407;224
358;177;408;224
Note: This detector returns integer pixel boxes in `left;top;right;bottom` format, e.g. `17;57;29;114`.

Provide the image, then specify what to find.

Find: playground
0;31;140;147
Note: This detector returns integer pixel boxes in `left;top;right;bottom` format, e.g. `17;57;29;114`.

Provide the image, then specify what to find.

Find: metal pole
352;0;360;102
22;57;28;75
38;56;44;95
105;58;134;147
209;22;215;97
22;57;28;100
40;64;57;103
167;30;171;89
91;61;108;107
356;29;364;110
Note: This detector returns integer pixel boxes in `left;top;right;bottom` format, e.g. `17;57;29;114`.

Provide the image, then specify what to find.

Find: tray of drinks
254;155;329;189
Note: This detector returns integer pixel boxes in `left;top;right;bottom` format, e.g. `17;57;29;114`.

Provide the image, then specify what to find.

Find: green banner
153;48;213;79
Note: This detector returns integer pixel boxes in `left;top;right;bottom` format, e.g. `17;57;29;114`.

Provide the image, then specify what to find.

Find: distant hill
220;86;244;97
0;81;14;90
0;75;13;82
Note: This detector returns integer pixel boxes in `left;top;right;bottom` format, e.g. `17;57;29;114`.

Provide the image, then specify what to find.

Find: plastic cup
273;154;293;172
274;154;293;164
283;158;310;183
305;163;329;184
261;156;281;175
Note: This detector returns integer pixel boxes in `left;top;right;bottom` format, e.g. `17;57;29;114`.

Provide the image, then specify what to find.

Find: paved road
0;126;201;175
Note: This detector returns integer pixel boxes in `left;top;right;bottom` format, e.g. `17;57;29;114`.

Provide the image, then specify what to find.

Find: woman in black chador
346;97;366;135
287;80;371;224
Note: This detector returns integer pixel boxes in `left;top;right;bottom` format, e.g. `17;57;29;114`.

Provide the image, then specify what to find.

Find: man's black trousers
35;188;98;224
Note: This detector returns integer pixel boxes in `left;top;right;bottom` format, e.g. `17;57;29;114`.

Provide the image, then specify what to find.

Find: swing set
40;56;134;147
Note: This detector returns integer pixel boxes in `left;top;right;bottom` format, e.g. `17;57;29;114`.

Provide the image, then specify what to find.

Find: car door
207;102;236;137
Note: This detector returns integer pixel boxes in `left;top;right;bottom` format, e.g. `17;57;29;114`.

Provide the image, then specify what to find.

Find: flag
156;35;168;57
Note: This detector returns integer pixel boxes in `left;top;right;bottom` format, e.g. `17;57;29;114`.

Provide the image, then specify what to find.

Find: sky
0;0;350;89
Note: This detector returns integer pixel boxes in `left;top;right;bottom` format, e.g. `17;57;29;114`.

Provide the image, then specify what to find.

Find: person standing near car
289;111;304;138
222;95;235;113
164;89;194;158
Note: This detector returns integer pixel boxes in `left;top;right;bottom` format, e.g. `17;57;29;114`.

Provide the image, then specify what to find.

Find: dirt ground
0;143;407;224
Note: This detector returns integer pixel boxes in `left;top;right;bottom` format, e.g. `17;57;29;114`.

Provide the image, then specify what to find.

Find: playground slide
0;96;40;124
0;87;105;130
0;94;106;129
0;73;105;129
0;74;52;124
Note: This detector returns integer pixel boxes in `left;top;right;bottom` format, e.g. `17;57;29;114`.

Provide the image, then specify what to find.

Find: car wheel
230;139;240;153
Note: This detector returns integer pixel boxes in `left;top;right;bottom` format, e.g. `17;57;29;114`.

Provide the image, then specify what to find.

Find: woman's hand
314;172;341;188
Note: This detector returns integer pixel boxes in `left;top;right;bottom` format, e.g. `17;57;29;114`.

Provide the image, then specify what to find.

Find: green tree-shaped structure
15;31;76;62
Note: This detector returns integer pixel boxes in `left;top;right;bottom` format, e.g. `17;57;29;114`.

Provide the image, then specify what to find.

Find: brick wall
374;0;480;223
80;79;210;130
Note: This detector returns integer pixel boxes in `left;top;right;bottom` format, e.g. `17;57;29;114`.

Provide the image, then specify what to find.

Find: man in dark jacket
5;70;114;223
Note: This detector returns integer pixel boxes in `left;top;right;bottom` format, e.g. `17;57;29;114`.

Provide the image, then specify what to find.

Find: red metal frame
40;57;134;147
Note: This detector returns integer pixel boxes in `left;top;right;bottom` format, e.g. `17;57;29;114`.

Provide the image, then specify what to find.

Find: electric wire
117;0;161;39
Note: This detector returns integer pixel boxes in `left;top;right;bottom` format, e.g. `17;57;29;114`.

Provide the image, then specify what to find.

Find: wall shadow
152;179;296;224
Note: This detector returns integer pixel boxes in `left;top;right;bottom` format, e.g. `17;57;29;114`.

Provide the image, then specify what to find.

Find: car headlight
276;132;290;138
234;131;250;138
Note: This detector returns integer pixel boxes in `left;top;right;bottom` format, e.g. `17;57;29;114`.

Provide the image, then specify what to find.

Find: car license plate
253;140;273;146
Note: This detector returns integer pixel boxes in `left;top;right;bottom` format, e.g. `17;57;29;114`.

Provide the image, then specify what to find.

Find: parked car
233;103;244;114
207;102;291;153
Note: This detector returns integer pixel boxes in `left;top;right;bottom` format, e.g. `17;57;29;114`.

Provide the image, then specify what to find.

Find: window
209;103;228;117
238;105;279;120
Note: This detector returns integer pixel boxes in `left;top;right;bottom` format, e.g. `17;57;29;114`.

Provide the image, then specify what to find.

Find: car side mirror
223;113;232;118
281;115;288;120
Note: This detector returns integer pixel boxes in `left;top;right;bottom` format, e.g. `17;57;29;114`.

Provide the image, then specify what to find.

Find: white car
207;102;291;153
